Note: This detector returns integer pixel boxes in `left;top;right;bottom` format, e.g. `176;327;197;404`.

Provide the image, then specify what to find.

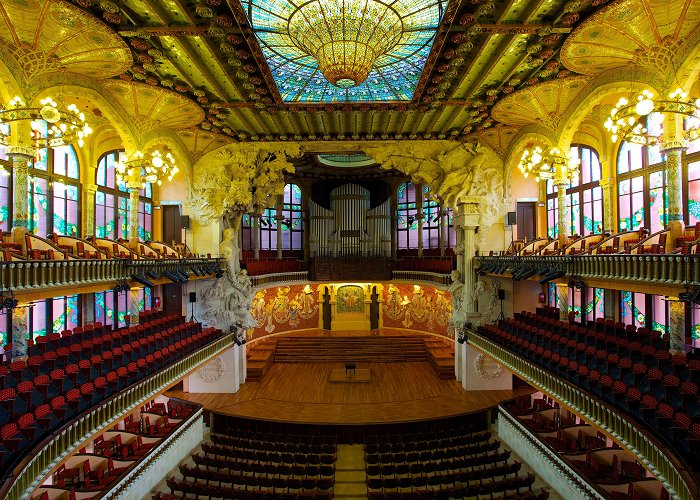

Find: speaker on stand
181;215;190;256
497;289;506;321
189;290;197;322
506;211;516;251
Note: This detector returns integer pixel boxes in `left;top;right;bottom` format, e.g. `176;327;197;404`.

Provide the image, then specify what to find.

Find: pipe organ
309;183;390;256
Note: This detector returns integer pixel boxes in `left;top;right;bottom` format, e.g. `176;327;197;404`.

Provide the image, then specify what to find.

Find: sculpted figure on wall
366;141;505;230
190;143;302;331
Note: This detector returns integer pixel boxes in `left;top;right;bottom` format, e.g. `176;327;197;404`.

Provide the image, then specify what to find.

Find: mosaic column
416;185;424;257
128;183;140;241
83;183;98;237
8;147;33;229
556;181;568;247
83;293;95;325
661;140;686;250
439;209;447;257
603;289;616;320
11;305;28;360
669;299;686;355
129;286;141;326
252;213;260;260
557;283;569;322
276;196;283;260
598;177;615;233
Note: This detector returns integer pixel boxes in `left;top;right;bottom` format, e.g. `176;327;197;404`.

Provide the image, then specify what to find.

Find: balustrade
466;329;698;500
0;258;225;291
475;254;700;287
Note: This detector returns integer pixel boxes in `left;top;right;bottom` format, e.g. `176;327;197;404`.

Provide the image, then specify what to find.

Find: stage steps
246;339;277;381
425;337;456;379
273;336;427;364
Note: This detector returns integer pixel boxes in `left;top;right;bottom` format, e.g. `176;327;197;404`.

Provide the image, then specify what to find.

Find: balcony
475;254;700;292
466;326;700;500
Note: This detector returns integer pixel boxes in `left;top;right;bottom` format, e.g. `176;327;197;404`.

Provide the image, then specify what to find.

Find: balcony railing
474;254;700;287
0;332;235;500
0;257;225;292
249;271;309;288
466;329;699;500
392;270;451;286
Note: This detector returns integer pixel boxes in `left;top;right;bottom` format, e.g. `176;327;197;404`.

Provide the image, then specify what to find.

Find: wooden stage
168;361;533;426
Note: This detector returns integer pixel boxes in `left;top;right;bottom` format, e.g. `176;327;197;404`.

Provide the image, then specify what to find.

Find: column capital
660;139;688;153
84;183;98;195
598;177;614;189
6;145;34;160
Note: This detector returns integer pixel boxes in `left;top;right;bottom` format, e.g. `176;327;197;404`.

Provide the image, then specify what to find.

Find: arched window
95;150;153;240
546;144;603;237
27;145;80;236
397;182;455;249
241;183;303;252
0;145;10;232
617;113;667;232
397;182;419;249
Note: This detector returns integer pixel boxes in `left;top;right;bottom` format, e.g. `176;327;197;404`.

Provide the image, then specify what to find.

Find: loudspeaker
181;215;190;229
506;212;517;226
189;292;197;303
497;289;506;300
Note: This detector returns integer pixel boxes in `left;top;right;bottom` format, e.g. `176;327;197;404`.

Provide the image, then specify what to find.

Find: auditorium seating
0;311;222;475
31;397;198;499
161;428;337;499
477;309;700;470
505;395;669;499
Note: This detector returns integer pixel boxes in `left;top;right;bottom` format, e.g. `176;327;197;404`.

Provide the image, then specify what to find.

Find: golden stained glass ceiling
9;0;624;142
240;0;444;102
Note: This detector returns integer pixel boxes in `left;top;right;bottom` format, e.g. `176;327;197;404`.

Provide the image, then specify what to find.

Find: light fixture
604;88;700;145
0;96;92;148
116;147;179;187
287;0;404;88
517;146;580;183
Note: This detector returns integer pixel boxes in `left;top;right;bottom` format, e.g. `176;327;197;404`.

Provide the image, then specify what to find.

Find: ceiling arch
0;0;132;81
491;76;591;131
560;0;700;76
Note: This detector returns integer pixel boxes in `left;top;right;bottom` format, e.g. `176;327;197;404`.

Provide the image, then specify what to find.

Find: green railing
466;329;698;500
0;333;235;500
0;258;225;291
474;254;700;286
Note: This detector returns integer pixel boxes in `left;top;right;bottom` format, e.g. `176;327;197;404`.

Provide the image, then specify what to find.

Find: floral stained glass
241;0;445;102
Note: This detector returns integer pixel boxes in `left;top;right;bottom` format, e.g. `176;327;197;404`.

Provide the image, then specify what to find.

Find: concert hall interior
2;0;700;499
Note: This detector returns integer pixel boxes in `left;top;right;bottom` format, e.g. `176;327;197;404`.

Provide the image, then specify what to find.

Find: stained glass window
617;116;669;232
546;145;603;237
281;183;303;251
585;287;605;323
621;291;646;329
0;160;10;232
29;300;47;340
240;0;445;102
688;161;700;225
94;290;115;327
28;177;49;236
52;182;79;236
52;295;79;334
651;294;668;337
397;182;419;249
0;312;7;347
97;150;152;241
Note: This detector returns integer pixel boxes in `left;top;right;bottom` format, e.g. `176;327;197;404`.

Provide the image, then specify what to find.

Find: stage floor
168;362;533;425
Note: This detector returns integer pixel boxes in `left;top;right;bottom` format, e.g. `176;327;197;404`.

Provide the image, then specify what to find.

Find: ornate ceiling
3;0;698;148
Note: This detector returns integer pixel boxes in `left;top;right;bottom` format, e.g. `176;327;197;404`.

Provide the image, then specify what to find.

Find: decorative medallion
474;353;504;380
196;356;227;383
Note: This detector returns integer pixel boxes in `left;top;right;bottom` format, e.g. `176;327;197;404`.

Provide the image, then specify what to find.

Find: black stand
497;298;505;321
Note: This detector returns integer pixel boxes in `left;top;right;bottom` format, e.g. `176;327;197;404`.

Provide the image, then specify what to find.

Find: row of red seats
0;322;221;475
244;259;301;276
478;313;700;470
397;248;455;258
241;250;303;260
1;317;196;390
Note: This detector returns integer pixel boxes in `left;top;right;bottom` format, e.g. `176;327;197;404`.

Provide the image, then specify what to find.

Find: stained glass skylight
240;0;445;102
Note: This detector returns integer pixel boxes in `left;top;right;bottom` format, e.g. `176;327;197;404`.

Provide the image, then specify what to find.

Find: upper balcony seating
0;310;222;475
505;396;669;500
31;397;197;500
396;257;454;273
243;258;302;276
477;310;700;471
